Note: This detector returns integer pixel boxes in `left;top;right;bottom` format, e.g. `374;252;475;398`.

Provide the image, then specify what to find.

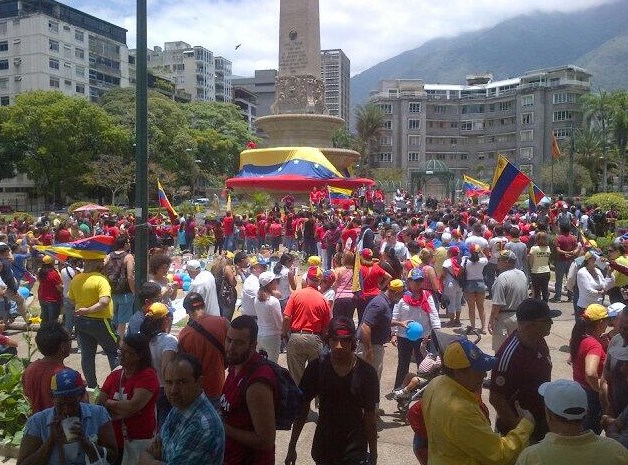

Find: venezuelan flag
487;155;531;220
158;180;177;223
528;182;545;212
329;186;354;209
463;174;491;197
35;235;115;261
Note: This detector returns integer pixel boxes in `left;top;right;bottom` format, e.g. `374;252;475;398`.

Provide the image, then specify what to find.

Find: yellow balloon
166;273;174;282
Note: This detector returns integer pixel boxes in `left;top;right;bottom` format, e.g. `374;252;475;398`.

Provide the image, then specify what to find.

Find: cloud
63;0;613;77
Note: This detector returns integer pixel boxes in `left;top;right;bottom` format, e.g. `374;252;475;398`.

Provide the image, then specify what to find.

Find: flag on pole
157;180;178;223
487;155;531;220
329;186;354;209
551;134;562;160
463;174;491;197
528;182;546;212
35;235;115;261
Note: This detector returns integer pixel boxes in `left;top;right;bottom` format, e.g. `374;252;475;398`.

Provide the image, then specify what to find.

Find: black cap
327;316;356;339
183;292;205;313
516;298;561;321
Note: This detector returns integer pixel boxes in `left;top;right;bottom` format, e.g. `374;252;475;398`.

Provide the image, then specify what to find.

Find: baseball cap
607;302;625;318
183;292;205;313
443;338;496;372
360;248;373;260
538;380;587;420
498;250;517;261
516;298;561;321
258;270;278;287
42;255;54;265
583;303;609;321
407;268;424;281
327;317;356;339
249;255;270;267
306;266;322;281
51;368;86;397
322;269;336;285
146;302;169;319
186;259;202;270
307;255;322;266
388;279;404;292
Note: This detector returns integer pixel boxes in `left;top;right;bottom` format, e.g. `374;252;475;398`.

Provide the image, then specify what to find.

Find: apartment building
321;48;350;125
233;85;257;130
370;65;591;188
0;0;129;105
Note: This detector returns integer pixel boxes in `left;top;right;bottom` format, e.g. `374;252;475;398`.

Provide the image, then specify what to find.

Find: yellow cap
42;255;54;265
225;251;234;260
388;279;404;292
307;255;321;266
583;303;608;322
145;302;169;319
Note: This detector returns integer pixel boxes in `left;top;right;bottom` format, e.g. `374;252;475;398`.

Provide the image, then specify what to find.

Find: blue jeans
75;316;119;388
112;293;134;328
395;336;424;389
554;260;571;299
245;237;256;253
39;301;62;324
224;234;234;251
62;297;75;333
284;236;295;251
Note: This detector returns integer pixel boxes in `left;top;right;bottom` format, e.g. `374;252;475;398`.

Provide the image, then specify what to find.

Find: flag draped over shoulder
35;235;114;261
463;175;491;197
551;134;562;160
528;182;545;212
158;180;177;223
487;155;531;220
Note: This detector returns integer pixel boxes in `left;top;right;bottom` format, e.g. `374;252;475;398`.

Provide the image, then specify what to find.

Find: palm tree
574;127;604;191
610;90;628;189
354;102;386;177
580;91;614;143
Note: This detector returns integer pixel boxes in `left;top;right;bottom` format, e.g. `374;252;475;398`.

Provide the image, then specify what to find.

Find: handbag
121;438;153;465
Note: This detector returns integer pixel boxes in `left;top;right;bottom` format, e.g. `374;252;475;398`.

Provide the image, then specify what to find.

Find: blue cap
408;268;424;281
444;338;496;372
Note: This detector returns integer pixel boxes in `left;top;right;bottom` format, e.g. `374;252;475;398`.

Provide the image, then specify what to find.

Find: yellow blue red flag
463;174;491;197
157;180;177;223
528;182;545;212
487;155;531;220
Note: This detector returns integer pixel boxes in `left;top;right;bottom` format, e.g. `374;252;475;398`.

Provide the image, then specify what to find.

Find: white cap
258;271;278;287
538;380;587;420
608;302;625;318
186;260;202;270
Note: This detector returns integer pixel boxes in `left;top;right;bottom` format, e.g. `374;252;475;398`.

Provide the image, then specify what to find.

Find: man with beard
220;315;278;465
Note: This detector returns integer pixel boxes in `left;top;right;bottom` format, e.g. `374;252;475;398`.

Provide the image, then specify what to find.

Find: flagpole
551;157;554;196
568;123;575;198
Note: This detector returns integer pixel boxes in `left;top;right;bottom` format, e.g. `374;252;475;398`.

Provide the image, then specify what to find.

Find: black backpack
103;252;129;295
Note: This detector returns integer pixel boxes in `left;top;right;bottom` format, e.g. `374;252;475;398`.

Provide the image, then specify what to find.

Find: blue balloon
182;274;192;282
18;286;30;299
182;282;191;291
406;321;424;341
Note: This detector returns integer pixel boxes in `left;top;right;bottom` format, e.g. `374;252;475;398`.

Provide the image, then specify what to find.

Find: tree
354;102;386;177
573;126;604;191
82;154;136;205
1;91;128;203
331;127;355;149
540;159;593;195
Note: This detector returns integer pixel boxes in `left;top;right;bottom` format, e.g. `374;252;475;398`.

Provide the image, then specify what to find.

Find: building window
461;121;473;131
450;121;458;128
75;30;84;42
0;22;6;36
460;153;468;160
50;77;60;88
76;84;85;94
0;59;8;70
377;152;392;163
49;58;59;70
521;112;534;125
520;147;533;160
473;120;485;130
520;130;534;142
0;96;8;106
64;79;72;87
553;110;573;122
408;135;421;146
63;44;71;58
498;101;513;112
378;104;392;114
383;120;392;129
75;65;85;77
462;104;485;114
49;39;59;52
75;48;84;59
521;94;534;107
409;102;421;113
380;135;392;146
553;92;577;104
0;78;6;89
433;105;447;114
450;138;457;145
0;41;7;52
553;128;571;139
408;152;420;162
49;21;59;34
520;164;533;177
408;119;421;130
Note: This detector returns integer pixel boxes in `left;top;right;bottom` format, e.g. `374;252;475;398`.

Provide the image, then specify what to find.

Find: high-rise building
233;86;256;130
0;0;129;105
369;65;591;191
232;69;278;122
321;49;350;125
132;42;232;103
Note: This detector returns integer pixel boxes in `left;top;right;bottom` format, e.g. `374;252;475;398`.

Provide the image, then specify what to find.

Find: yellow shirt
423;375;533;465
68;272;113;319
612;255;628;288
515;431;628;465
433;246;448;277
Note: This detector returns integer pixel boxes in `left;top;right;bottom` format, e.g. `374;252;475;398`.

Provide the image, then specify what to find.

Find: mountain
350;0;628;112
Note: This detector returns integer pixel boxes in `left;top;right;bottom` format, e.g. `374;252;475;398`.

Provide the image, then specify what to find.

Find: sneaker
393;389;411;400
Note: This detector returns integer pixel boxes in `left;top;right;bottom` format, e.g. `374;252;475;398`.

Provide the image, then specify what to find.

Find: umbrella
73;204;110;213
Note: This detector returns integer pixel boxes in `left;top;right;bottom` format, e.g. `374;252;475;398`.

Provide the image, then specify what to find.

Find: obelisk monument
255;0;358;170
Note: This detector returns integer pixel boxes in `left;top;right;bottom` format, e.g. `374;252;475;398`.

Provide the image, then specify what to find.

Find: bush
0;356;31;446
194;235;215;256
0;212;36;224
584;193;628;219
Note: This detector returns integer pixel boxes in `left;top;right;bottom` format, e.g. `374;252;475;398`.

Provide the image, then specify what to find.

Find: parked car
192;198;210;206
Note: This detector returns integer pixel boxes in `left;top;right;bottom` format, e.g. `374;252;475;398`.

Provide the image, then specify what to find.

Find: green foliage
373;168;405;183
175;201;195;217
250;192;273;214
0;356;31;446
354;102;385;177
68;201;91;213
594;233;616;251
584;192;628;219
193;235;215;256
331;127;355;149
83;154;135;205
539;160;593;195
0;212;35;224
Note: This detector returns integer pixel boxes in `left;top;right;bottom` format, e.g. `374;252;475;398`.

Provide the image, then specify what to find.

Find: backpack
457;258;468;288
103;252;129;295
245;353;303;430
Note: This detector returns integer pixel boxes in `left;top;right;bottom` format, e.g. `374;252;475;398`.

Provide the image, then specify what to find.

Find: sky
63;0;615;77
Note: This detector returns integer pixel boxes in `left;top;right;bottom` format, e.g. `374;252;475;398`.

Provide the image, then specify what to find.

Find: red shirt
101;367;159;447
573;335;606;389
22;359;65;413
37;268;62;303
56;229;71;243
221;353;278;465
244;223;257;238
223;216;234;235
341;227;358;251
556;233;578;260
360;263;387;298
284;286;331;333
256;220;267;238
269;223;282;237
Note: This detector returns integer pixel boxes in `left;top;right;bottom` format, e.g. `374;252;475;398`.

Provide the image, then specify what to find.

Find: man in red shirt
551;224;580;302
282;266;331;384
223;211;235;252
256;215;267;251
244;221;257;253
221;316;277;465
341;218;360;252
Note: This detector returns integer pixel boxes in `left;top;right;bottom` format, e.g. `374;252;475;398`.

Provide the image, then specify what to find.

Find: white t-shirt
60;265;77;299
189;270;220;317
275;265;293;301
461;256;488;281
254;295;283;337
465;235;489;251
149;332;178;386
323;288;335;303
488;236;508;264
241;274;260;317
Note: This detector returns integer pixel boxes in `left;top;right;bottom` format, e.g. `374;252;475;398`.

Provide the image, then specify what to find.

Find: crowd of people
1;192;628;464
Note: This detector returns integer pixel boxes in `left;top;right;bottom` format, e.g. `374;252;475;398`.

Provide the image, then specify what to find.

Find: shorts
463;279;487;294
112;293;134;325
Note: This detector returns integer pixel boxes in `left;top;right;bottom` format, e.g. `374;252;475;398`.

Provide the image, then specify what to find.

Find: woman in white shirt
576;251;606;317
273;253;297;311
441;246;463;327
391;268;441;391
528;231;552;302
254;271;283;363
461;244;489;333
